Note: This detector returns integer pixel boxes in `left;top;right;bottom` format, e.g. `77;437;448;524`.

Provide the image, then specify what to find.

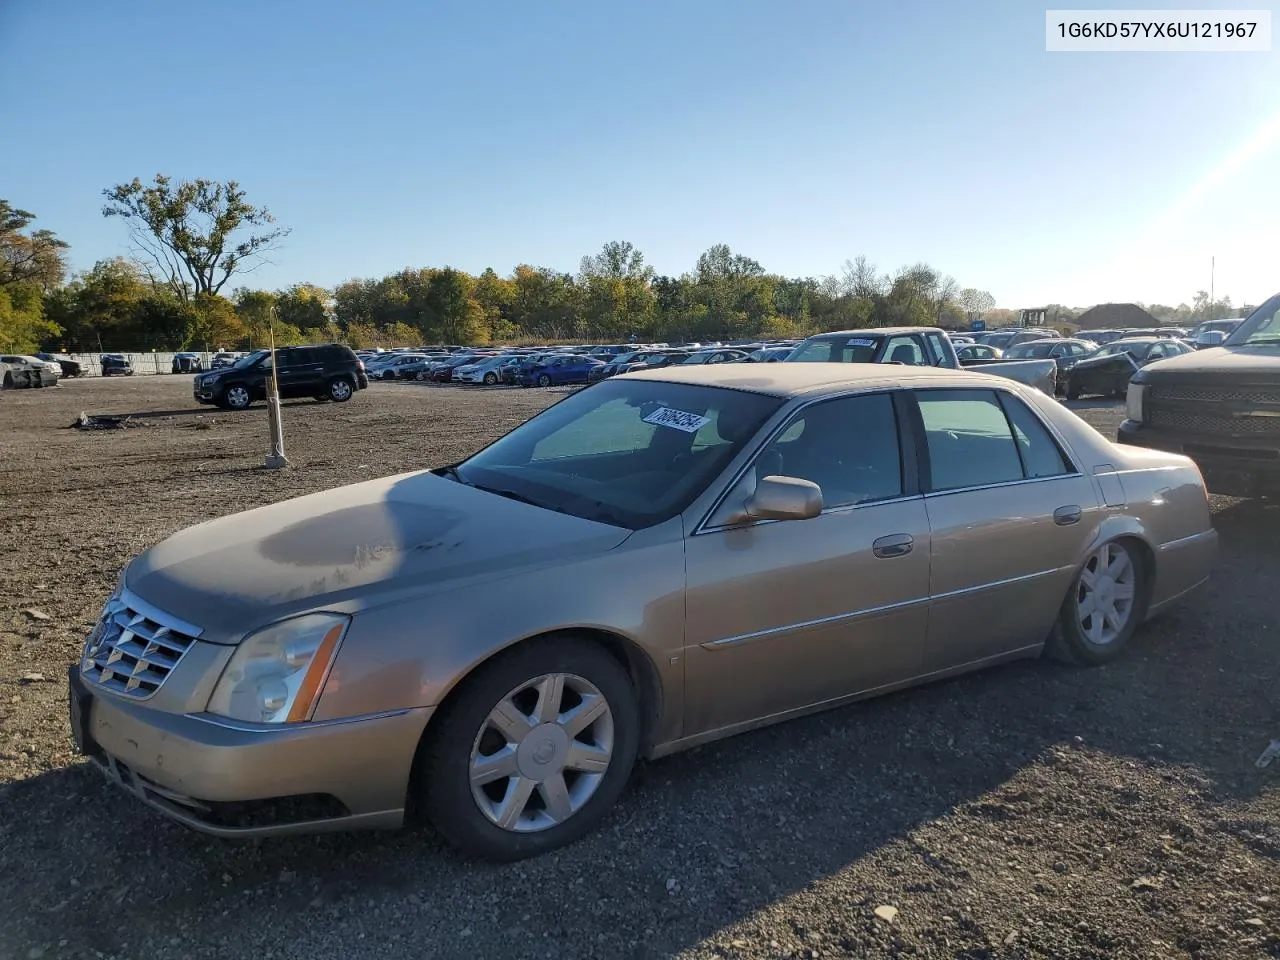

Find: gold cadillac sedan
69;364;1217;860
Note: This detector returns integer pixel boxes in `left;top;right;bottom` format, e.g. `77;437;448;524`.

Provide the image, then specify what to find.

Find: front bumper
1118;419;1280;497
71;666;433;838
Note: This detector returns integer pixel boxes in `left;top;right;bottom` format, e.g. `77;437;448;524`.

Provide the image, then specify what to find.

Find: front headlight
206;613;349;724
1126;382;1147;422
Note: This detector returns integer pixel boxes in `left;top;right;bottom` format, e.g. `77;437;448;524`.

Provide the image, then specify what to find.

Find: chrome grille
81;594;199;700
1149;409;1280;437
1149;385;1280;404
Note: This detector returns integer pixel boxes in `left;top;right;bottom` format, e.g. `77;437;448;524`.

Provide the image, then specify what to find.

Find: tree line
0;176;1252;354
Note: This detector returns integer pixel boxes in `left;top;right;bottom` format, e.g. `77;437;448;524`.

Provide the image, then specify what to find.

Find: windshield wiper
469;482;545;509
437;464;466;483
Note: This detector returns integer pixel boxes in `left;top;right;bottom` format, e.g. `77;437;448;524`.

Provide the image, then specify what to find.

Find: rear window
788;336;881;363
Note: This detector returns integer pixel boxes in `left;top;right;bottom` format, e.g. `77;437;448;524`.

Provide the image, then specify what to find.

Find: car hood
1134;345;1280;382
125;470;632;642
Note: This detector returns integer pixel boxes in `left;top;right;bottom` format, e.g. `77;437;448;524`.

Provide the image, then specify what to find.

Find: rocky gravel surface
1;376;1277;960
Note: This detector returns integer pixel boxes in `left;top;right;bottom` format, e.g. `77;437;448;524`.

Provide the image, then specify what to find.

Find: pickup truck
1119;292;1280;498
785;327;1058;395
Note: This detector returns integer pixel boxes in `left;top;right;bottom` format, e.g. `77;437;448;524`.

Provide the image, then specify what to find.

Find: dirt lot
1;375;1278;960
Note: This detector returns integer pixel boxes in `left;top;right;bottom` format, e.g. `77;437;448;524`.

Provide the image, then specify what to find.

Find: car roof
805;327;936;338
624;361;1019;398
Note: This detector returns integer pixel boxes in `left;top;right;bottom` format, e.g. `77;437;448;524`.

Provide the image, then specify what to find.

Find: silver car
70;364;1216;860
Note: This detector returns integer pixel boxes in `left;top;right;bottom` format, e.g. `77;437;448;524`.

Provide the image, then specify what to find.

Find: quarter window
916;389;1072;491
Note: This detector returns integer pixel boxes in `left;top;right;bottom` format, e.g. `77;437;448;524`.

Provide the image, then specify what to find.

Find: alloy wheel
468;673;613;833
226;385;250;409
1075;541;1137;645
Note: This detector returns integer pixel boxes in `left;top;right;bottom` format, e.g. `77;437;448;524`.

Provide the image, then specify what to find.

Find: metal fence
65;352;218;377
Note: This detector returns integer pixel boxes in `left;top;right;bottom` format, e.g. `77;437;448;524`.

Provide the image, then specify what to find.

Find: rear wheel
328;377;354;402
1047;539;1148;665
418;636;640;862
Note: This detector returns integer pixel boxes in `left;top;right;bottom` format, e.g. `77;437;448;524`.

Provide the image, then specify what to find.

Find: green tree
42;258;147;350
415;268;489;343
102;175;289;301
0;283;58;352
0;200;68;292
275;282;332;332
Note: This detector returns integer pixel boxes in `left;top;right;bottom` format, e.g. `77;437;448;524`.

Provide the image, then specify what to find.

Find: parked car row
351;339;806;389
0;354;62;388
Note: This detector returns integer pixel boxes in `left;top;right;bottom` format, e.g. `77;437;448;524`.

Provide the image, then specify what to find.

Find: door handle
1053;505;1082;526
872;533;914;559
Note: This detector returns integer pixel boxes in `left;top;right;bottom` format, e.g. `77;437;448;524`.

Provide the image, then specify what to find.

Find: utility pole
263;307;288;469
1210;256;1215;317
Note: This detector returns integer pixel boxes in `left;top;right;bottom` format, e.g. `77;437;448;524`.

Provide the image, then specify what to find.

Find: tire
328;377;354;402
483;372;497;385
224;384;252;410
418;635;640;862
2;373;11;389
537;374;551;388
1066;387;1080;401
382;370;396;381
1047;539;1148;665
416;372;427;381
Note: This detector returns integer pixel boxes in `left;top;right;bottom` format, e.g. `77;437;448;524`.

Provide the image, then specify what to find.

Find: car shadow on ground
88;402;328;420
0;500;1276;958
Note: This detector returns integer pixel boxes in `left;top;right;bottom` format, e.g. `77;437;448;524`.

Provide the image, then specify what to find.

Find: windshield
453;379;782;529
788;336;880;363
679;351;715;364
1224;294;1280;347
233;351;267;368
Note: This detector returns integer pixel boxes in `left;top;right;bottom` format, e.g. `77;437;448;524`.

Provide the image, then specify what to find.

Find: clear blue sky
2;0;1277;309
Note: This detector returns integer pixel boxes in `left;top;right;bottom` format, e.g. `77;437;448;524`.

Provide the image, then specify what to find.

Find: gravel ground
1;376;1278;960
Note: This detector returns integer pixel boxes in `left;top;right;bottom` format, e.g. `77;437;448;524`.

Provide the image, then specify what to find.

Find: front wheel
418;636;640;862
537;374;551;387
328;377;354;402
224;384;252;410
483;372;497;385
1047;539;1148;665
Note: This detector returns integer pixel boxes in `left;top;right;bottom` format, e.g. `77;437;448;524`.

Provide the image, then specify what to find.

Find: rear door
910;388;1100;672
273;349;315;397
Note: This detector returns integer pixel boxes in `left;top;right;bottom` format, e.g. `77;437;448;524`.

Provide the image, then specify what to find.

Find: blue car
519;354;604;387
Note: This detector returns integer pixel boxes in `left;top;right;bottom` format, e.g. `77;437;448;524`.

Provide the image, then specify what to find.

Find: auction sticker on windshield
845;338;876;347
643;407;711;433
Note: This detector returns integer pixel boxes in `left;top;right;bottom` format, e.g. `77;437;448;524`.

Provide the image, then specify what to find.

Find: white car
0;354;60;388
367;354;429;380
455;355;516;385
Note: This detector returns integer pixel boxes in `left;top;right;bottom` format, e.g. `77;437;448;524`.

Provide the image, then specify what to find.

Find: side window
999;394;1074;478
925;332;949;365
916;390;1025;491
756;393;902;508
883;337;924;366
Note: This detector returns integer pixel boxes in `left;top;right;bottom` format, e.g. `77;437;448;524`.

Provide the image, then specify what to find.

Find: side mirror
744;475;823;522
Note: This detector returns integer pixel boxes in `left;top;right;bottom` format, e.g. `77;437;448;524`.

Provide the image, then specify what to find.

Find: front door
683;392;932;736
911;388;1101;672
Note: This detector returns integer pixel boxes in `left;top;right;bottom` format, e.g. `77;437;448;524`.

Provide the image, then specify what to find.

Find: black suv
193;344;368;410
